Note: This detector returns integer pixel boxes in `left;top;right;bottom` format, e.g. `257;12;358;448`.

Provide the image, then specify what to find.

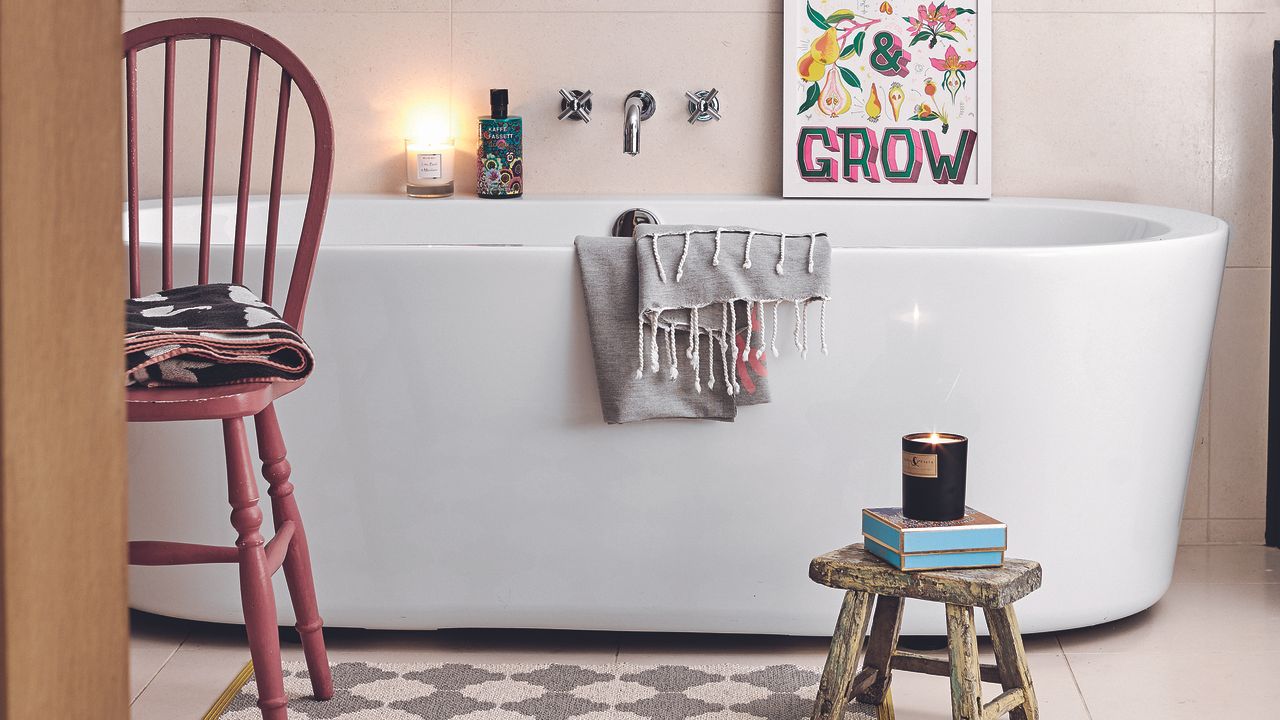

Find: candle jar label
416;153;443;180
902;452;938;478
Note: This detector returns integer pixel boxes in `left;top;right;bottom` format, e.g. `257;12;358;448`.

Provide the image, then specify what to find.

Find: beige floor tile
883;652;1090;720
1056;580;1280;654
128;612;190;704
1208;268;1270;518
1173;543;1280;583
1067;650;1280;720
130;626;254;720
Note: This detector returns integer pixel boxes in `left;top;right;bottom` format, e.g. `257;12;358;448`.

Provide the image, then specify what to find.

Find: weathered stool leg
855;595;903;719
944;604;982;720
812;590;874;720
985;605;1038;720
877;688;895;720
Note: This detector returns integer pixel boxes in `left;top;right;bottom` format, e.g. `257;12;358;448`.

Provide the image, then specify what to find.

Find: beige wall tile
450;11;780;196
125;11;453;198
126;0;249;10
1000;0;1211;10
1180;518;1209;545
1209;518;1267;543
992;12;1214;211
1208;268;1270;519
246;0;450;10
1184;377;1211;519
1216;0;1272;12
453;1;778;11
1213;12;1274;267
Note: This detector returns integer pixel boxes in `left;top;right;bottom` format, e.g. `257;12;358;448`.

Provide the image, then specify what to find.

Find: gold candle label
902;452;938;478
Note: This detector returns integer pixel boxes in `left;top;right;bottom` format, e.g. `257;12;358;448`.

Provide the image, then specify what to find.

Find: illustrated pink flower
930;45;976;72
930;46;975;101
904;1;967;48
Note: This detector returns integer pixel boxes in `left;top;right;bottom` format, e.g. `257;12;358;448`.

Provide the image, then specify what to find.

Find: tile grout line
1057;635;1095;720
131;629;192;706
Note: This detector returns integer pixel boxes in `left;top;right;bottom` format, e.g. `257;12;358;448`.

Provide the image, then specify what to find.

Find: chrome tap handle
558;89;593;123
685;88;721;124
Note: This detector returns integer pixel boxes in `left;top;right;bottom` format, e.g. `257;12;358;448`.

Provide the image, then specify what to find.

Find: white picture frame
782;1;992;198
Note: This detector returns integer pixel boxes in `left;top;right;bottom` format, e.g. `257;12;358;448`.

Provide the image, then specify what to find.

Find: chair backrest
123;17;334;330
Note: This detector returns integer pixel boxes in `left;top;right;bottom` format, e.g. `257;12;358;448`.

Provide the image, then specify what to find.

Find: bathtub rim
129;194;1229;252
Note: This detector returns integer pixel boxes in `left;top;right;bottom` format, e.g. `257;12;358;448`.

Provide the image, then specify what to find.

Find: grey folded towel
576;224;831;424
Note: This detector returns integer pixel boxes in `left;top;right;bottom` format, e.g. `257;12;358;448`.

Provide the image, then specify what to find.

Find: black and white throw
125;283;314;388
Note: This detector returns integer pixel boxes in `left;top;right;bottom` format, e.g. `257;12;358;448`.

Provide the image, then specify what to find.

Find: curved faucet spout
623;91;655;156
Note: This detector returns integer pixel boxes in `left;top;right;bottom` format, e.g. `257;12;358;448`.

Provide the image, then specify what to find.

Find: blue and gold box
862;506;1006;572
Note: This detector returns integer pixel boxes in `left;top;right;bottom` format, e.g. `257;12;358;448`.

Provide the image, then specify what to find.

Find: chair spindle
263;70;291;305
233;47;261;287
162;38;176;290
199;37;222;285
126;48;141;297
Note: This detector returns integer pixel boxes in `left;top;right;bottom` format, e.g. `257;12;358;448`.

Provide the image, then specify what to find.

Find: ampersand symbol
868;31;911;78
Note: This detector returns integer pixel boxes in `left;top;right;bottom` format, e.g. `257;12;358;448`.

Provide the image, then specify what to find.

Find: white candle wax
405;139;455;198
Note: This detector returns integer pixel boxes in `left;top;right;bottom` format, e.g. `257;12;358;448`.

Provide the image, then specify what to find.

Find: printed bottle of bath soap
477;89;523;199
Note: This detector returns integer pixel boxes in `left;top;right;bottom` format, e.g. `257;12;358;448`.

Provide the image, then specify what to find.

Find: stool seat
810;543;1042;608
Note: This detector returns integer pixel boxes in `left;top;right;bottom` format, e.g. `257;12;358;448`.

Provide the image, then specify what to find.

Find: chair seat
127;379;304;422
809;543;1042;608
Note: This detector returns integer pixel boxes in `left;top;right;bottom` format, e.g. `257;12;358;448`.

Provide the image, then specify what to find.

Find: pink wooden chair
123;18;335;719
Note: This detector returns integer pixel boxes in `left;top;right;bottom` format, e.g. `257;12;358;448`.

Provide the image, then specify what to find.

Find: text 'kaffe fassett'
782;1;992;198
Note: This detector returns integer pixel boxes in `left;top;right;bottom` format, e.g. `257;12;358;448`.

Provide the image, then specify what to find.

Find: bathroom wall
123;1;1275;544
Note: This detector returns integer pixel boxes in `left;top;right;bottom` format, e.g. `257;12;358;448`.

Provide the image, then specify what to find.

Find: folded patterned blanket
576;224;831;424
126;283;314;388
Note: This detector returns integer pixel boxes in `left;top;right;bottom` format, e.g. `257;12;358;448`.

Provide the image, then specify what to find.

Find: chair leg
985;605;1038;720
255;403;332;700
811;590;874;720
224;417;287;720
856;595;903;712
944;604;982;720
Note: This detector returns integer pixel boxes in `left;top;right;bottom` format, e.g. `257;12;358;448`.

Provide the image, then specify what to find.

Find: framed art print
783;1;992;198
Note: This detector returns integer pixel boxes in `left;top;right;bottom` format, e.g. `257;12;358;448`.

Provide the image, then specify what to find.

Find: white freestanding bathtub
128;194;1228;636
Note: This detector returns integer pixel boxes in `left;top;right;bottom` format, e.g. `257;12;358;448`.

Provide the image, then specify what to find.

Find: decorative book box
862;506;1006;572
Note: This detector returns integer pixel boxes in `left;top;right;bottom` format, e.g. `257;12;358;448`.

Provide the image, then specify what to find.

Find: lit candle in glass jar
405;138;455;198
901;432;969;521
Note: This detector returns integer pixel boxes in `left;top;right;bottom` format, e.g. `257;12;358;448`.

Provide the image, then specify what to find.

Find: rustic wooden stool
808;544;1042;720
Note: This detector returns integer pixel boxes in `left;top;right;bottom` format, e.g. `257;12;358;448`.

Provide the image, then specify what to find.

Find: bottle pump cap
489;89;509;120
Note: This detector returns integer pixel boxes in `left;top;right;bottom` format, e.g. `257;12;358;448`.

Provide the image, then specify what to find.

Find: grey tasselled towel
576;224;832;424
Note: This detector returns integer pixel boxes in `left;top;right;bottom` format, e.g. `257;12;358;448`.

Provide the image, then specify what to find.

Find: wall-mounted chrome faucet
623;90;656;156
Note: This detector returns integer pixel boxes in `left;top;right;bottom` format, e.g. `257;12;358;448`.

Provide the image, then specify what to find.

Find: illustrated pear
888;83;905;121
865;83;882;122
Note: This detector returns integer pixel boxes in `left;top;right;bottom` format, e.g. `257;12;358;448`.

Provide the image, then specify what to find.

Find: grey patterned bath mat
213;662;879;720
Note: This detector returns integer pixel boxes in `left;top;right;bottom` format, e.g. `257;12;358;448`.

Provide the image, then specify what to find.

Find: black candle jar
901;432;968;521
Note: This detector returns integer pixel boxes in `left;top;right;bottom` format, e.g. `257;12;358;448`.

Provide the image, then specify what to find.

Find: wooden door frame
1269;42;1279;548
0;1;129;717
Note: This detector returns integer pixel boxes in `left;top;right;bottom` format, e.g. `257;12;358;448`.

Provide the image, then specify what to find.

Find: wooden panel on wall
0;1;128;718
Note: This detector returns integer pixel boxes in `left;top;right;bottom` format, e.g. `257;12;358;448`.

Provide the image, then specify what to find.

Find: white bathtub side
127;198;1227;635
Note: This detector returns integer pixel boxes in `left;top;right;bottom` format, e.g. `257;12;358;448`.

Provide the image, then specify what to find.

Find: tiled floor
131;544;1280;720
